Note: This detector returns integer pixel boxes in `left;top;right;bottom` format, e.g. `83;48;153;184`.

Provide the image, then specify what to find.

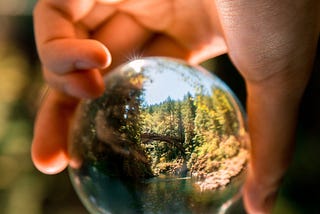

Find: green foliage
140;88;243;176
73;71;245;179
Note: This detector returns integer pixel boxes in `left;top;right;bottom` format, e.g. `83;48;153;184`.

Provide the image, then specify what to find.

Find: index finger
33;0;111;74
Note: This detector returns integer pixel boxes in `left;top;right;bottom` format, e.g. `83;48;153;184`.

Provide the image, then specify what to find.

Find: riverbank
195;149;248;191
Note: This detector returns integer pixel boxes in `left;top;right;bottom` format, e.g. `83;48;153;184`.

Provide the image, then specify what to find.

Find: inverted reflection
69;57;249;214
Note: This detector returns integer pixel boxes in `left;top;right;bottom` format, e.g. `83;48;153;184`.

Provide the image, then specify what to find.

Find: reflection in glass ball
69;57;249;214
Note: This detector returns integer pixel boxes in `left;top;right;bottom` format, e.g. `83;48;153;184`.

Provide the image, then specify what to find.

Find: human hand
32;0;227;173
214;0;320;212
32;0;320;213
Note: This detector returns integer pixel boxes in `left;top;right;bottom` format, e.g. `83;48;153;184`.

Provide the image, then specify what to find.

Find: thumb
242;163;279;214
32;90;78;174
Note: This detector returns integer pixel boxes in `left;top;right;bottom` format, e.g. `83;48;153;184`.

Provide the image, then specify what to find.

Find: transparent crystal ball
69;57;249;214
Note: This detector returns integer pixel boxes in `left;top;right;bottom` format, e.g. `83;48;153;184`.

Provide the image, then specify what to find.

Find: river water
69;164;246;214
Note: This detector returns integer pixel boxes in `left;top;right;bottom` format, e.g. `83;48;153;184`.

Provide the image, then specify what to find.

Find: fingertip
242;170;278;214
90;40;112;69
31;139;69;174
71;39;112;70
74;41;112;70
40;39;112;74
242;184;258;214
31;90;76;175
101;43;112;68
31;123;69;175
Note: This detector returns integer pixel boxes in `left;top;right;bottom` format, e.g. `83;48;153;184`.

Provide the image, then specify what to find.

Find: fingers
242;70;312;213
243;164;280;213
32;89;78;174
32;10;155;175
34;0;84;45
34;0;111;98
43;67;106;98
91;12;153;71
34;1;111;74
143;35;191;60
143;34;228;65
39;39;110;98
242;84;297;213
38;0;95;22
34;0;111;75
40;39;111;74
214;1;319;212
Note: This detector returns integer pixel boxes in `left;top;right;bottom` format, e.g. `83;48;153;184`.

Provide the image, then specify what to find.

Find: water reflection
69;57;249;213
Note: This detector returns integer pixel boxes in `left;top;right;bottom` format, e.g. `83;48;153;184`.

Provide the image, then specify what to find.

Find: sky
140;62;217;105
143;70;195;105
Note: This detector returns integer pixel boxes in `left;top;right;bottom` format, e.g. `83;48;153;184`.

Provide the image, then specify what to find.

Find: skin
32;0;320;213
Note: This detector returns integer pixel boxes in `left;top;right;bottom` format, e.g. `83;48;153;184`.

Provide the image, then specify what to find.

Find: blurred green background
0;1;319;213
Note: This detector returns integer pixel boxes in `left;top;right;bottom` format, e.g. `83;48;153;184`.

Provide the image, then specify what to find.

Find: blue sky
142;65;214;105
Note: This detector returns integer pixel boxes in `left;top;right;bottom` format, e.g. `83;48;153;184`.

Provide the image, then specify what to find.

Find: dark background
0;2;319;213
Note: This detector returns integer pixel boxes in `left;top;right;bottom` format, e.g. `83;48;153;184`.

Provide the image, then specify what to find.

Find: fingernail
102;45;112;68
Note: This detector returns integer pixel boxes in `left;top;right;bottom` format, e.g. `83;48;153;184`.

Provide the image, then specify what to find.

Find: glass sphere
69;57;249;214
